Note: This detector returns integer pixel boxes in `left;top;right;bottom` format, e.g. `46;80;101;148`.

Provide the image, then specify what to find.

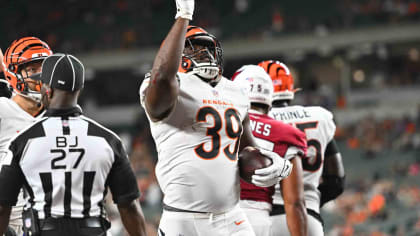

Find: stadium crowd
2;0;420;53
338;106;420;155
1;0;420;235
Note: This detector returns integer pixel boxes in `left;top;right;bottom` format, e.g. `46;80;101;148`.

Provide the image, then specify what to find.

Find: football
238;146;273;184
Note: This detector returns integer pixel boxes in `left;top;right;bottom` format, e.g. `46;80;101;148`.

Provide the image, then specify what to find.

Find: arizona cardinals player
259;60;345;236
138;1;292;235
0;37;52;235
232;65;308;236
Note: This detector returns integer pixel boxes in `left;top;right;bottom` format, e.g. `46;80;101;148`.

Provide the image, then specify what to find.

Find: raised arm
144;19;187;121
144;0;194;121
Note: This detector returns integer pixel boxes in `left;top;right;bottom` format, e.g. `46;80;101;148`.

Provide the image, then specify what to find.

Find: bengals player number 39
139;0;293;235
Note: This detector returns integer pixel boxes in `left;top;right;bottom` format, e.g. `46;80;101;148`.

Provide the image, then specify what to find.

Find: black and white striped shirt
0;107;140;219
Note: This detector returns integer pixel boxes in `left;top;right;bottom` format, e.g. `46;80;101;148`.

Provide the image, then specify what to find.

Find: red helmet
179;26;223;82
258;60;299;101
3;37;52;101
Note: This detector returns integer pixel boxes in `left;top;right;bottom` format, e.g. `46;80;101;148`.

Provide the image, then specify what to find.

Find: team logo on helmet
258;60;299;101
3;37;52;102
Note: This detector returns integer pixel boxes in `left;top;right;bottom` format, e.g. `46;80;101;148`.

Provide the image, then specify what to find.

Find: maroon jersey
240;112;307;204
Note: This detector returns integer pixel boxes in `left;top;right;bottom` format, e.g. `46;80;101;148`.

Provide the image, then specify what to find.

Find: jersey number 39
194;107;242;161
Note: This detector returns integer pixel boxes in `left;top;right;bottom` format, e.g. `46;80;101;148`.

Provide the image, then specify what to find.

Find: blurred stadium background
1;0;420;235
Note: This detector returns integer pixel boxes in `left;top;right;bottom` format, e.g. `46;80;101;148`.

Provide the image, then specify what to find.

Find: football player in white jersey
139;1;293;235
0;37;53;235
259;60;345;236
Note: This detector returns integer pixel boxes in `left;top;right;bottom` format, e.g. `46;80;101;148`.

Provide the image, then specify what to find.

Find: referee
0;53;147;236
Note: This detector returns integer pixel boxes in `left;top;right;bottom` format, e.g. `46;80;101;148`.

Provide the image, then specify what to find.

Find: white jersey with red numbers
140;73;250;213
0;97;41;227
269;105;336;213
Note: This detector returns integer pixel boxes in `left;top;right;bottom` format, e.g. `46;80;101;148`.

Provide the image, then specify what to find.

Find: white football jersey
140;73;250;213
0;97;42;152
0;97;42;221
269;105;336;213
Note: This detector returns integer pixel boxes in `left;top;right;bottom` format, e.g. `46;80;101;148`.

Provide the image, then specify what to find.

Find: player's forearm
118;201;147;236
0;205;11;235
282;158;307;236
151;18;188;84
285;201;308;236
146;18;188;119
239;115;257;151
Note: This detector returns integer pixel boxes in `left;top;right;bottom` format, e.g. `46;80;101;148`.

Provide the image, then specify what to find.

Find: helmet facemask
182;34;223;82
13;61;44;102
3;37;52;103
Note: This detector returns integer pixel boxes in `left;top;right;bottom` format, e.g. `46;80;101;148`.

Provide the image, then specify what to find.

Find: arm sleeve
318;175;345;207
325;139;340;156
108;141;140;204
0;147;25;206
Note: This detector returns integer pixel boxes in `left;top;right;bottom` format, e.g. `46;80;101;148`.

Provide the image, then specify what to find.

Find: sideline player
0;37;52;235
232;65;308;236
139;1;293;235
259;60;345;236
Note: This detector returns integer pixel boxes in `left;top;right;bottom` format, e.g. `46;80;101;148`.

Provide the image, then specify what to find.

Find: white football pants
158;204;256;236
270;213;323;236
240;200;272;236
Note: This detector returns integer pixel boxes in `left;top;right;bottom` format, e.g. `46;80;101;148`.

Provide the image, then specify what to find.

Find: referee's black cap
30;53;84;92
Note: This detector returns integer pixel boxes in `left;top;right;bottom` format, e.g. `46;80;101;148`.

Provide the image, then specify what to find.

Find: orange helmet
3;37;52;101
258;60;299;101
179;26;223;82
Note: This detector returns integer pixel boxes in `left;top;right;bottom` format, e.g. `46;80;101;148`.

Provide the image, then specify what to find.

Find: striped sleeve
107;139;140;204
0;145;25;206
